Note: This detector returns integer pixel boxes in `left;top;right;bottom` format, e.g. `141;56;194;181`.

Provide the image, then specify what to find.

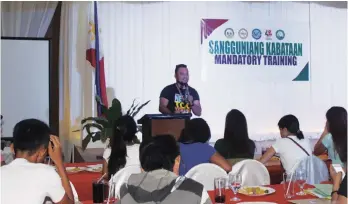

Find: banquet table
66;162;103;202
67;162;285;201
67;154;330;202
81;183;325;204
206;184;325;204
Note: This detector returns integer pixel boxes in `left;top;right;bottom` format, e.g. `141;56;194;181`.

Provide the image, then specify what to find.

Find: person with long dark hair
102;115;140;179
178;118;231;175
259;115;312;174
313;121;343;166
325;107;347;202
214;109;255;165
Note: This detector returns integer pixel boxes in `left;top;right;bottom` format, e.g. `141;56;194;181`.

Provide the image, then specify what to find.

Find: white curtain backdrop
60;1;347;152
99;1;347;141
1;1;57;37
59;2;94;161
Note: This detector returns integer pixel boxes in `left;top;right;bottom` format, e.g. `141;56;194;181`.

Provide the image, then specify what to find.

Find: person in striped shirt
117;134;212;204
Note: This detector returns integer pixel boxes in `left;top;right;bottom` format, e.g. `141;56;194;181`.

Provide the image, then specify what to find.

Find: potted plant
81;96;150;150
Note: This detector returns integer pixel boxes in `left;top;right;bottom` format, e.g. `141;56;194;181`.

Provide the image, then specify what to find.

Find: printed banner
200;19;310;82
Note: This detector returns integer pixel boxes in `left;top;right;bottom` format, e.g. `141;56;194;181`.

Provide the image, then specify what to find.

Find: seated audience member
117;134;212;204
313;123;343;166
178;118;231;175
259;115;312;174
325;107;347;203
1;119;74;204
214;109;255;165
103;115;140;179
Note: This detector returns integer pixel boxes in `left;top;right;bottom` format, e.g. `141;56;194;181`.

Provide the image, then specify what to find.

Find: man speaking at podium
159;64;202;116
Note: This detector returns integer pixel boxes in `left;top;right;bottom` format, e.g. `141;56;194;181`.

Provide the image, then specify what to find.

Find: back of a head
224;109;253;152
224;109;249;141
116;115;137;142
278;114;304;140
182;118;211;143
13;119;51;156
107;115;137;178
178;128;191;143
326;106;347;163
140;134;179;172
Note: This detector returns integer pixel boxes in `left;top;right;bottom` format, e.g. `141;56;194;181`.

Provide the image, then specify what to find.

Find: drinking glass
229;174;242;201
296;170;307;195
92;181;105;203
214;177;226;204
283;172;294;199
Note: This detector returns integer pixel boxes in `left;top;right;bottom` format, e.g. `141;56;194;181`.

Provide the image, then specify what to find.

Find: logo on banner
252;29;261;40
238;28;248;39
276;30;285;40
224;28;234;38
265;30;272;40
201;18;309;82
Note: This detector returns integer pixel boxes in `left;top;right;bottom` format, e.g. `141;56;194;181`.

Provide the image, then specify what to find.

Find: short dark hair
179;118;211;143
13;119;51;155
175;64;187;74
278;114;304;140
139;134;179;171
326;106;347;163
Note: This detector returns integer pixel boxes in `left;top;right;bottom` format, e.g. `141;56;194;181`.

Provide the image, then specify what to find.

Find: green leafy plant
81;96;150;150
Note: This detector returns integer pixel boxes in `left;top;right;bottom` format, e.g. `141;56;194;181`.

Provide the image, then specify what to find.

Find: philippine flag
86;1;108;116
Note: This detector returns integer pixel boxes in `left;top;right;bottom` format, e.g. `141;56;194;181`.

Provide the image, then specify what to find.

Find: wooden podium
138;113;192;141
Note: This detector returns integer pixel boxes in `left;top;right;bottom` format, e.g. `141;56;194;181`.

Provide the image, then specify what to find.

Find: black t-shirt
338;175;347;198
160;83;199;114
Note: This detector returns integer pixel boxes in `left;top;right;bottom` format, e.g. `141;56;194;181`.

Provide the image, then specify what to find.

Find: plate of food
238;186;276;196
66;167;86;173
86;164;103;172
270;156;280;161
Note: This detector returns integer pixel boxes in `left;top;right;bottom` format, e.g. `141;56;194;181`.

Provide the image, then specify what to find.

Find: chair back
229;159;270;186
185;163;227;190
110;165;142;198
70;181;79;202
291;155;329;185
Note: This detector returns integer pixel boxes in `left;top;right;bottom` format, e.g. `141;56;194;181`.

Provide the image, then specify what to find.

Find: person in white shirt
259;115;312;174
1;119;74;204
102;115;140;179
